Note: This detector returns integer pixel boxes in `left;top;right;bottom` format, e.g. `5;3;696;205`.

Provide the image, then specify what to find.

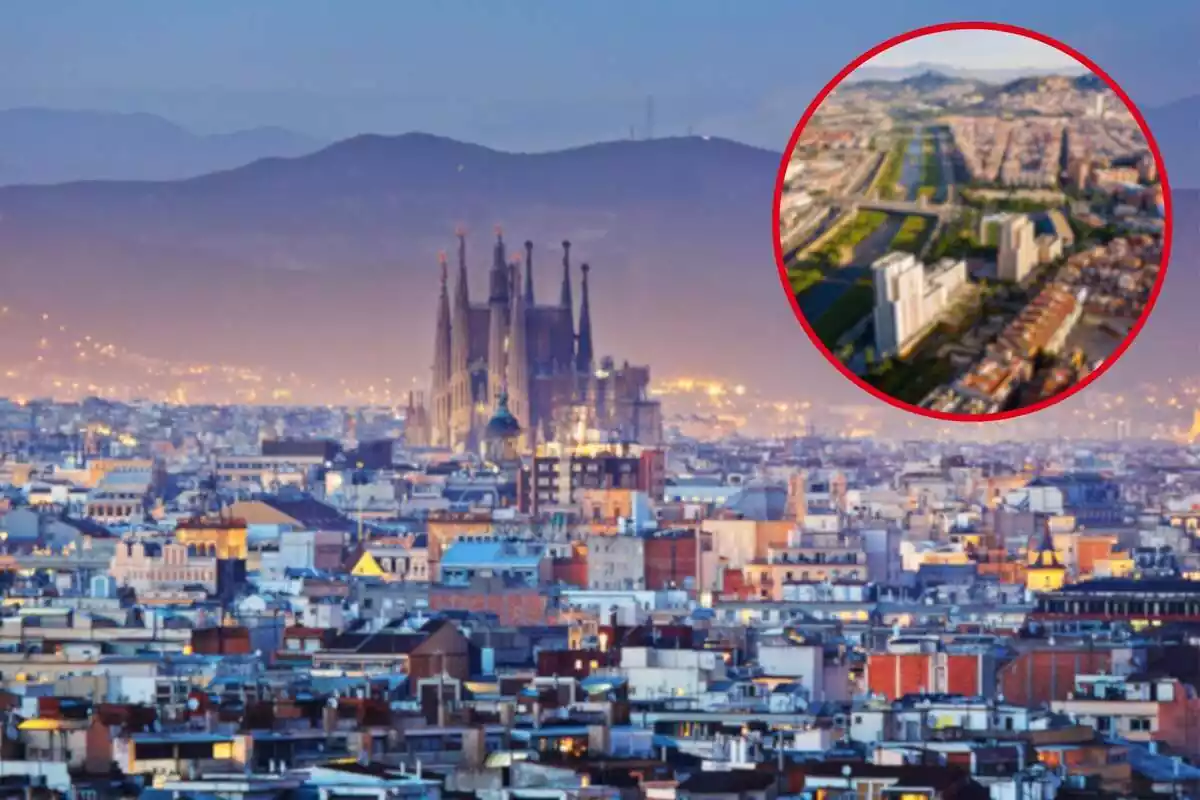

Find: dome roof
485;392;521;440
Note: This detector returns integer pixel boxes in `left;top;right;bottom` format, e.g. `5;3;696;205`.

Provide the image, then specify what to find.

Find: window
1129;718;1152;732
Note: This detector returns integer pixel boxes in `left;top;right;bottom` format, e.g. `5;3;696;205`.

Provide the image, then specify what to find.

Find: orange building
866;650;995;700
999;647;1127;708
174;518;248;560
1075;534;1119;578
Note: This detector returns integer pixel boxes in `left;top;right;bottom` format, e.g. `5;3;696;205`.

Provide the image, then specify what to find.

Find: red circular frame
771;20;1173;423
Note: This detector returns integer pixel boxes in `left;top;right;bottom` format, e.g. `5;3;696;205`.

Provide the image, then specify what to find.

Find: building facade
426;229;660;454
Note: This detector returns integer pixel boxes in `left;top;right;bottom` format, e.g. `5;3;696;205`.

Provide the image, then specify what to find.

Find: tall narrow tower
507;259;530;447
524;240;535;305
449;226;472;450
576;262;594;374
559;240;573;312
487;226;512;406
431;250;453;447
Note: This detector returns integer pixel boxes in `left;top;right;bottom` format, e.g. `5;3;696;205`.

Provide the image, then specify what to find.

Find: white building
872;252;968;356
998;214;1037;282
616;646;727;700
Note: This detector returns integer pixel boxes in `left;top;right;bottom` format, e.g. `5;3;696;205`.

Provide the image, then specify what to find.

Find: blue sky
1;0;1196;148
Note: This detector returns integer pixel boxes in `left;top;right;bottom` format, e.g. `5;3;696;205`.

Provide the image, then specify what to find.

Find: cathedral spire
490;224;509;304
487;228;512;408
576;262;594;374
524;240;535;305
560;240;573;310
507;260;530;440
432;250;452;396
454;225;470;310
452;226;471;374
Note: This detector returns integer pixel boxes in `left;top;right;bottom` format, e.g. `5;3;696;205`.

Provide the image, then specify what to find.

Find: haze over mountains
0;108;325;185
0;133;795;395
0;93;1196;187
0;124;1191;404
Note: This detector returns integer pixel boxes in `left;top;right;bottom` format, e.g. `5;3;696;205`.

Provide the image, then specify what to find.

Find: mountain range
846;62;1089;85
0;130;1190;404
0;98;1197;188
0;133;793;395
0;108;325;185
849;68;1108;99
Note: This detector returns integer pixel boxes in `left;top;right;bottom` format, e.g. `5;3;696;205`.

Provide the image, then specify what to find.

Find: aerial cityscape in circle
778;29;1167;418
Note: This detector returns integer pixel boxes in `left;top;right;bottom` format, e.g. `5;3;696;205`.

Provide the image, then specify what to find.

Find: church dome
485;392;522;440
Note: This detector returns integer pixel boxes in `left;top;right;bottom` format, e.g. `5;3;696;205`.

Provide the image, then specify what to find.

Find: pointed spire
433;250;452;396
524;240;535;305
507;260;530;437
452;227;471;374
490;224;509;305
560;240;573;310
576;262;593;373
454;225;470;310
1033;518;1062;568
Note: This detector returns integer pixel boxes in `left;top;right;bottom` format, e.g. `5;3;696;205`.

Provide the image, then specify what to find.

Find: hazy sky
866;29;1088;71
1;0;1197;148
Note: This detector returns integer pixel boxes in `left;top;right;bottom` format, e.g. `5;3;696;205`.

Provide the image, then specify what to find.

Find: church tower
486;226;511;408
1026;520;1066;593
449;226;473;451
524;240;535;305
560;240;574;322
576;261;594;374
507;259;531;452
430;250;452;447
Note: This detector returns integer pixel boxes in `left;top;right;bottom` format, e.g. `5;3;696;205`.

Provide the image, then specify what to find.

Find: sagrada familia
413;227;661;455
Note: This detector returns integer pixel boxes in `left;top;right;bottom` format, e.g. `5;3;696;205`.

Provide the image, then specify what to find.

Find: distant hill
849;69;978;93
0;129;1189;402
847;62;1087;86
0;108;325;185
0;133;795;394
997;73;1106;95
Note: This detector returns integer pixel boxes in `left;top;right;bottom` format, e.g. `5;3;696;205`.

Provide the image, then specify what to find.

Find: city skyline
2;9;1200;800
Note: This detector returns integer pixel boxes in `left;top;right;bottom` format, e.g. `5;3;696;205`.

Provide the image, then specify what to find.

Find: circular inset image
773;22;1170;421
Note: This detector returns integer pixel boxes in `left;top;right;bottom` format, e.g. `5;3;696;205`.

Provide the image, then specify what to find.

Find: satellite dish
186;697;200;711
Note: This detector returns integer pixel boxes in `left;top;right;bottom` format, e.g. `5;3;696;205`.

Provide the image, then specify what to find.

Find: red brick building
643;531;698;590
866;651;995;700
429;585;550;625
999;647;1123;708
551;544;588;588
191;626;252;656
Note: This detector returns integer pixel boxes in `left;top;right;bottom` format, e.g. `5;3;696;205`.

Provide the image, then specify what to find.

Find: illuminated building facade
425;229;660;454
174;518;249;603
